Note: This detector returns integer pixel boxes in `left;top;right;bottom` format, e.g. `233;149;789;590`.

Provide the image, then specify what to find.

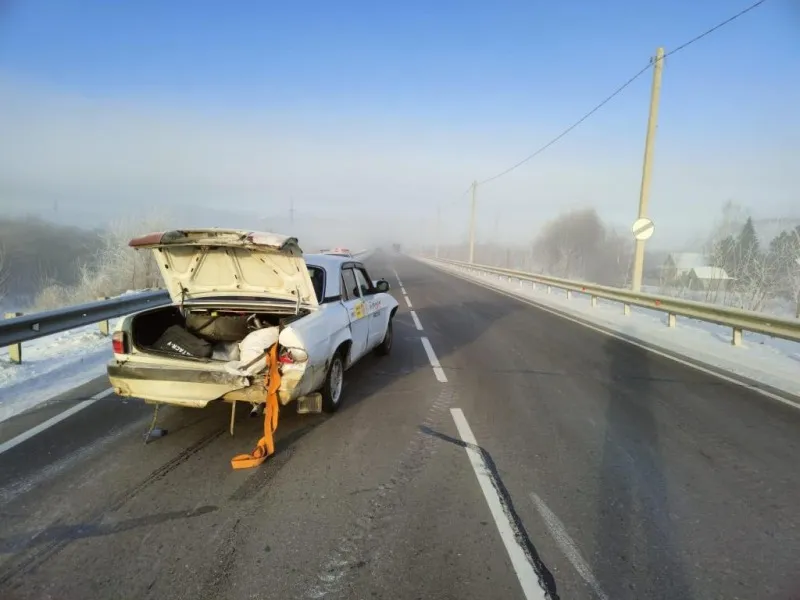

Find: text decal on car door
366;299;382;314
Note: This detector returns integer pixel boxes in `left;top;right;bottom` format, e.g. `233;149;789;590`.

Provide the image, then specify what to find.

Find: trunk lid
129;229;318;308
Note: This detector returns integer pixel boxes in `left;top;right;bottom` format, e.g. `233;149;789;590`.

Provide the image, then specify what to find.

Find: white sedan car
107;229;398;414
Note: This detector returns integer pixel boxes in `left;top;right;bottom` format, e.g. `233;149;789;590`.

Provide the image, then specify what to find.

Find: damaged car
107;229;398;418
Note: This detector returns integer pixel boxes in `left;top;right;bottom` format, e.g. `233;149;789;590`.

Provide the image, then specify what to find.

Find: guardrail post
590;296;597;308
97;297;111;335
546;286;552;294
4;312;23;363
623;304;631;316
566;290;572;300
731;327;743;347
667;313;676;328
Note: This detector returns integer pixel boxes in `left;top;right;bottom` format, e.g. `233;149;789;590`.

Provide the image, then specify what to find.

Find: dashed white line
420;337;447;382
392;269;403;287
450;408;548;600
404;295;413;308
410;310;423;331
0;388;116;456
400;286;407;295
529;492;609;600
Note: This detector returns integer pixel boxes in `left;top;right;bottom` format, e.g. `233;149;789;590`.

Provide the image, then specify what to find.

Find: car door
340;266;371;364
353;265;390;350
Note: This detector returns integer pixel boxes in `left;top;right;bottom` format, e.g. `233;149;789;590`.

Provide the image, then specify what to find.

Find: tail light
112;331;129;355
279;347;308;364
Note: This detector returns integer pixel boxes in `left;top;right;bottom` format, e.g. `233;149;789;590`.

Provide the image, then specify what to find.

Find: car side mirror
375;279;390;293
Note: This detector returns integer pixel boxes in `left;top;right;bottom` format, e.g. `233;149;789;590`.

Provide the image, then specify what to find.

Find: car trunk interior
131;306;307;362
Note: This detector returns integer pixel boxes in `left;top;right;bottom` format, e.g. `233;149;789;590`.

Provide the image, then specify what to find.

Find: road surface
1;251;799;599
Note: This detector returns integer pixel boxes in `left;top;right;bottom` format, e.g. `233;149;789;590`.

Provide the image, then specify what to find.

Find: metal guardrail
1;291;171;362
426;257;800;346
0;249;373;363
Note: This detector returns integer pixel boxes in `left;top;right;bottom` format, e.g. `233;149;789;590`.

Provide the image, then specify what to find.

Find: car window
341;268;360;301
307;266;325;303
353;267;373;296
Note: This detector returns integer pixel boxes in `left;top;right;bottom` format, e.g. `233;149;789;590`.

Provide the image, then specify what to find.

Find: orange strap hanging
230;343;281;470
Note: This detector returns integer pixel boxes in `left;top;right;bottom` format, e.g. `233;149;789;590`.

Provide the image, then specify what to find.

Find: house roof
666;253;708;270
691;266;732;280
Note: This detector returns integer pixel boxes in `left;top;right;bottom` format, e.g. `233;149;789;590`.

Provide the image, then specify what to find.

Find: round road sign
631;217;655;241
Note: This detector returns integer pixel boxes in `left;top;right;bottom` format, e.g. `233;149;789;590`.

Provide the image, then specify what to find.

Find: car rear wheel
321;352;345;413
374;319;393;356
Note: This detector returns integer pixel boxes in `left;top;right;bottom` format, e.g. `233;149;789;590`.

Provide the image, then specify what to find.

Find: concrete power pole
435;205;441;258
631;47;665;292
468;181;477;264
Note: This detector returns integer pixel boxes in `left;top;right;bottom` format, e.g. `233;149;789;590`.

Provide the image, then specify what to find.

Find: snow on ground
421;258;800;400
0;319;119;423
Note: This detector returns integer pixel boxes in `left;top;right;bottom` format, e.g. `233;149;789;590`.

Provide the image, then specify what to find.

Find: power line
477;0;769;187
439;185;473;209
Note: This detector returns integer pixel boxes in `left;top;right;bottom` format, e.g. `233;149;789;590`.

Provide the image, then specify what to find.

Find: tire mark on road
0;427;225;589
305;387;457;599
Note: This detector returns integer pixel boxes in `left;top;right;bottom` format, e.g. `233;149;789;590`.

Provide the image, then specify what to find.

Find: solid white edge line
404;295;413;308
428;261;800;412
450;408;548;600
0;388;116;455
420;337;447;382
410;310;424;331
529;492;609;600
400;286;407;295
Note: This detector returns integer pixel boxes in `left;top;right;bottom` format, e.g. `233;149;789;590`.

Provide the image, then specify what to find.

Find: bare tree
531;208;631;286
32;214;169;310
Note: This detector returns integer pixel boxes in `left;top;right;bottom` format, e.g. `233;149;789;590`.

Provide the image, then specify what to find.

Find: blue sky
0;0;797;248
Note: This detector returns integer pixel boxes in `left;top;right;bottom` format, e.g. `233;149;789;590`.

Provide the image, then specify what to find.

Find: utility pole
631;47;665;292
289;198;295;227
468;181;477;264
435;205;441;258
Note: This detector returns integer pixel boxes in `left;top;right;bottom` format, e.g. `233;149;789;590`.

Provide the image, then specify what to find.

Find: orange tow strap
230;343;281;470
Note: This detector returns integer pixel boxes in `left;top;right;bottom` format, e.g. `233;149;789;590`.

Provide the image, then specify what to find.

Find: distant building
686;266;732;292
661;253;709;285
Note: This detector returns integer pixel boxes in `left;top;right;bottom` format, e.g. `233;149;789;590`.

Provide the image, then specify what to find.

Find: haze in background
0;0;797;251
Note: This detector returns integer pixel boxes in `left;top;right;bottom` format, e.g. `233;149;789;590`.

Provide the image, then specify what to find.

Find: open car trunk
109;304;313;408
109;229;319;408
130;305;308;363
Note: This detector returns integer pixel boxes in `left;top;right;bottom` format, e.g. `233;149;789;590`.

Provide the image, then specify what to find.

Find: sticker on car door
353;301;366;320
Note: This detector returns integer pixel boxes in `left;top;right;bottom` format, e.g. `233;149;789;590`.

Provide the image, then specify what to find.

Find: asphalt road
1;251;799;600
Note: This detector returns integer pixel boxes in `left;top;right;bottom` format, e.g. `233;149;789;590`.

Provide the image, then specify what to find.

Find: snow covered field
421;258;800;401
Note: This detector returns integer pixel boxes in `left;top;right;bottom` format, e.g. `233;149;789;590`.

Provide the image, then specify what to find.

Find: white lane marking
410;310;423;331
0;388;115;456
400;286;407;295
420;337;447;382
392;269;403;287
450;408;548;600
404;295;413;308
529;492;609;600
433;263;800;413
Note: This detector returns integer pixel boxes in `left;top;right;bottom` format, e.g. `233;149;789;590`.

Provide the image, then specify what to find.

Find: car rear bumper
108;361;260;408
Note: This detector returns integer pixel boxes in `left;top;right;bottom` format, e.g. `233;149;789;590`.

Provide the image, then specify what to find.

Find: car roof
304;253;365;300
